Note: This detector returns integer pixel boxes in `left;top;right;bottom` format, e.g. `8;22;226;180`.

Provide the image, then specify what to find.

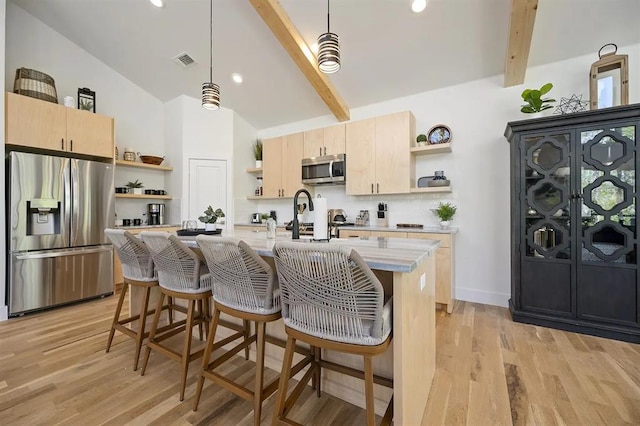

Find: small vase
205;223;216;231
255;160;263;169
132;188;143;195
440;220;450;229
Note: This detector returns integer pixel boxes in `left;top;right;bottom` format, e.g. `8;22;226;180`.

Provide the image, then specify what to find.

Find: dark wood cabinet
505;104;640;342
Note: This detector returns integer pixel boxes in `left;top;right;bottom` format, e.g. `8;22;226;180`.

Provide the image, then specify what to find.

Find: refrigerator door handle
15;246;112;260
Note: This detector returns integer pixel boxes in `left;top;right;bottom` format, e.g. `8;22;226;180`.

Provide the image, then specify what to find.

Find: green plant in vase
432;202;457;229
198;206;225;231
416;134;428;147
126;179;144;195
521;83;556;114
253;139;263;168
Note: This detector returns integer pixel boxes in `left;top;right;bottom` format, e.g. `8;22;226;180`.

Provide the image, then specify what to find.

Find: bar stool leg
106;282;128;352
193;307;221;411
197;299;204;341
243;320;251;360
315;346;322;397
141;292;165;376
364;355;375;426
167;296;174;324
180;299;197;401
272;336;296;425
133;285;151;371
253;321;266;426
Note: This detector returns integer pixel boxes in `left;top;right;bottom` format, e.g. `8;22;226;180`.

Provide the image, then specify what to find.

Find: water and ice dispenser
26;198;61;236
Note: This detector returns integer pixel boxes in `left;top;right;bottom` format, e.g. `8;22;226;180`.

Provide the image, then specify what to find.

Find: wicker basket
13;68;58;104
137;153;165;165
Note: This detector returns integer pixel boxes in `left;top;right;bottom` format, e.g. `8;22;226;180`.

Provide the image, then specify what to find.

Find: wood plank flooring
1;296;639;425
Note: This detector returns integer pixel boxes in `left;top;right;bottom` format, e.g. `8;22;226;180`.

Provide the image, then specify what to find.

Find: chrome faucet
292;189;314;239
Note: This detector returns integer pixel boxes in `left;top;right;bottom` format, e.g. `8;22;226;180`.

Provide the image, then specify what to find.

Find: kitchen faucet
292;189;314;239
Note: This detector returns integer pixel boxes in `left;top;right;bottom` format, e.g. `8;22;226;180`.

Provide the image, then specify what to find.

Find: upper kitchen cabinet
262;133;304;198
303;124;346;158
346;111;414;195
5;92;114;159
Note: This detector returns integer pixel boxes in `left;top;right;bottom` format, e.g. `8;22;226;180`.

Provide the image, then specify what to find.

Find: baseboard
0;305;8;321
455;287;509;307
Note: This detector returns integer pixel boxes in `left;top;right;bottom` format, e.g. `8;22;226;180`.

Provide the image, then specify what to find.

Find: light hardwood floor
1;296;639;425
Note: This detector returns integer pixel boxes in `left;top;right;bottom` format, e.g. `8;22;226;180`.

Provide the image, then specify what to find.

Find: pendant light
317;0;340;73
202;0;220;110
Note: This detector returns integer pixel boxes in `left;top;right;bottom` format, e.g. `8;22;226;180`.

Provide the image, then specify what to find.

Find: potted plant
521;83;556;116
198;206;225;231
432;202;457;229
253;139;263;169
416;134;428;147
260;213;270;224
126;179;144;195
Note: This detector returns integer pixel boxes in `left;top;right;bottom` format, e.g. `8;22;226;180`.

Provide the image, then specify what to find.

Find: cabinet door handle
320;147;322;156
371;183;374;194
70;140;73;151
61;138;64;150
377;183;380;193
324;147;327;156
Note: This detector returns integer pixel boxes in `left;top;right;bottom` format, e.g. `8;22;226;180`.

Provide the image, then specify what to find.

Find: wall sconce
589;43;628;110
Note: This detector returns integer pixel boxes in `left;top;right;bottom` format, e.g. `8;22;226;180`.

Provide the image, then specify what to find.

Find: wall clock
427;124;452;145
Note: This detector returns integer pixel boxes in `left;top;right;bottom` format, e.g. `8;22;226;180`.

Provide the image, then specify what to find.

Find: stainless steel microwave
301;153;346;185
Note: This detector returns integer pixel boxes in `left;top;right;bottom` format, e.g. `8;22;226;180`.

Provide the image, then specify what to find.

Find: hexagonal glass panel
524;134;569;178
582;224;634;264
526;223;569;259
589;136;624;167
528;181;566;213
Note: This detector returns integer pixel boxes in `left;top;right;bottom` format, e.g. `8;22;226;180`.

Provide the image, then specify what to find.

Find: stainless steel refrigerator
7;151;115;316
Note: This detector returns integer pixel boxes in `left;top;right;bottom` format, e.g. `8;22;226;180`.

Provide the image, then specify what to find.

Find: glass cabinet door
579;125;636;265
522;132;572;260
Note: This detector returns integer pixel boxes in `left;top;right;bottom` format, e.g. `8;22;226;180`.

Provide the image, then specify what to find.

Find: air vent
172;52;196;69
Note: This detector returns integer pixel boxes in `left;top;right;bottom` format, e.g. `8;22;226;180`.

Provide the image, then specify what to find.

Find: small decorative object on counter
198;206;225;231
266;216;276;240
77;87;96;112
416;133;428;147
255;177;263;196
63;96;75;108
115;146;119;160
137;153;165;165
553;94;589;115
126;179;144;195
260;213;270;224
253;139;263;169
432;202;457;229
590;43;628;110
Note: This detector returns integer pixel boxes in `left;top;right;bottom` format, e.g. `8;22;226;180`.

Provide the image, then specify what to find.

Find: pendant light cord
327;0;330;33
209;0;213;82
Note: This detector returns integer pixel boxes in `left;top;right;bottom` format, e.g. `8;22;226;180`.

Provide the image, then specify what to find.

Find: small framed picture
427;124;452;145
77;87;96;113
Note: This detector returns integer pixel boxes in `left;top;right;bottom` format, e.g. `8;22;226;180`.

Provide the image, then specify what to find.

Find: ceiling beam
249;0;350;122
504;0;539;87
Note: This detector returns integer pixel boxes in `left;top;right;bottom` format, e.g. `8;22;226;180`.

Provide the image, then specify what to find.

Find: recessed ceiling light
232;73;243;84
310;42;319;54
150;0;164;8
411;0;427;13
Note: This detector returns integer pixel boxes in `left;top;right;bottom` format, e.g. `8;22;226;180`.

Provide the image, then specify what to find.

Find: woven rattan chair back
105;228;156;281
273;242;387;345
196;236;279;314
140;232;205;291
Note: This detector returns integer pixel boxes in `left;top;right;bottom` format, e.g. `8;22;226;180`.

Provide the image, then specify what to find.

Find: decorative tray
396;223;424;229
176;229;222;236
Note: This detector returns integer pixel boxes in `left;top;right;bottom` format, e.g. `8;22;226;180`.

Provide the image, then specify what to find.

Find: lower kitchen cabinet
338;229;454;313
112;226;180;292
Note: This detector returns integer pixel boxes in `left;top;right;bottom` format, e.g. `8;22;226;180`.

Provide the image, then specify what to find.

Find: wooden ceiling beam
504;0;539;87
249;0;350;122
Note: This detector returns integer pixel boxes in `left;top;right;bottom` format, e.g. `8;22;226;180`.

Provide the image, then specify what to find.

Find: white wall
1;0;8;320
254;43;640;307
233;111;260;224
4;2;166;222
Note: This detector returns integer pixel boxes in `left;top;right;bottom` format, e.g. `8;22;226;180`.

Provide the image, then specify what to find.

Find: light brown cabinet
303;124;345;158
337;228;454;313
346;111;414;195
262;133;304;198
5;92;114;159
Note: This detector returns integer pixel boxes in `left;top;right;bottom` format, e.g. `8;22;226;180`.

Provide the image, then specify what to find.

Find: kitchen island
135;229;439;424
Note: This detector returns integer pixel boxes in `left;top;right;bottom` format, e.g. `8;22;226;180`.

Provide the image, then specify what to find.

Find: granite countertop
178;229;440;273
339;225;459;234
235;222;287;228
116;224;181;230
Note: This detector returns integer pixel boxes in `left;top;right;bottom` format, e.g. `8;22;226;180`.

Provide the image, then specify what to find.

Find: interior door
189;159;228;228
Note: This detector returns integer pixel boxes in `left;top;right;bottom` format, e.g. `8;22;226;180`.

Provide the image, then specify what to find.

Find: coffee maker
147;203;165;225
377;203;388;227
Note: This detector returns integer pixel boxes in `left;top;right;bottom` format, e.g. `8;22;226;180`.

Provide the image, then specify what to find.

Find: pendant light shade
202;0;220;110
318;0;340;74
202;82;220;110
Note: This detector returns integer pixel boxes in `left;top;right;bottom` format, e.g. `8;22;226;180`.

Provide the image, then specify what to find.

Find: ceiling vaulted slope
8;0;640;129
